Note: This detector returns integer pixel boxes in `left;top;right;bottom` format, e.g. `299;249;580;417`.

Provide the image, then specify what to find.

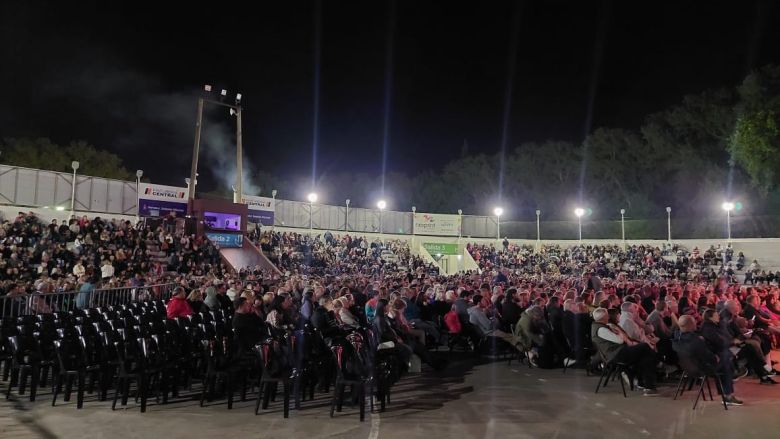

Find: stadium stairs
218;237;282;275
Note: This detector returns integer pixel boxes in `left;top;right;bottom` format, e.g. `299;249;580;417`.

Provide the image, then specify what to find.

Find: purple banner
248;210;274;226
139;199;187;217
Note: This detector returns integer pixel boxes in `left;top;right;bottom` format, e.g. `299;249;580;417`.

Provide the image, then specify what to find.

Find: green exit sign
422;243;459;255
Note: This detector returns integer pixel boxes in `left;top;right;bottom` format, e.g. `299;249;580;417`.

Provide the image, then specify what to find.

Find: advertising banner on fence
413;212;461;236
240;195;275;226
422;242;460;255
205;232;244;248
138;183;188;217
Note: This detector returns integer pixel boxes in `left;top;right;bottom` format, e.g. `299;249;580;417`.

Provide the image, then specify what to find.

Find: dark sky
1;0;779;195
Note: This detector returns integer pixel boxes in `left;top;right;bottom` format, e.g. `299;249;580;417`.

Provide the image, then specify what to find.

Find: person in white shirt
226;282;239;301
101;259;115;279
618;302;658;349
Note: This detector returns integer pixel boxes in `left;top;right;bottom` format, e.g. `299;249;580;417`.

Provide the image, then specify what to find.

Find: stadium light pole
666;206;672;242
345;199;350;232
574;208;585;242
135;170;143;223
722;201;735;241
620;209;626;244
377;200;387;234
70;161;79;215
308;192;318;231
494;207;504;241
188;85;243;212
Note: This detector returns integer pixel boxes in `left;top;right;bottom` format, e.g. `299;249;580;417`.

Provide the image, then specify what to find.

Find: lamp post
620;209;626;244
135;170;143;223
345;199;351;232
458;209;463;240
493;207;504;241
535;209;541;244
307;192;318;232
70;161;79;215
722;201;735;241
666;206;672;242
377;200;387;234
271;189;277;228
411;206;416;246
574;208;585;242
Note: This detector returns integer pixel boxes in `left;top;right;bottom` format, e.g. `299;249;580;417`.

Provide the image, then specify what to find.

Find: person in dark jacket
500;288;522;330
673;315;742;405
232;297;267;355
311;296;344;342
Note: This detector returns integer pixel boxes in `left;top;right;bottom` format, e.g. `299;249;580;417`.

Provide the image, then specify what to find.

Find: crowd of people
468;241;776;284
3;211;780;407
0;211;224;300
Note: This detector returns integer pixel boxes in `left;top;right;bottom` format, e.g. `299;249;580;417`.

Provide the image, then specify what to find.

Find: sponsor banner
205;232;244;248
413;213;461;236
241;195;275;226
138;183;188;217
422;242;460;256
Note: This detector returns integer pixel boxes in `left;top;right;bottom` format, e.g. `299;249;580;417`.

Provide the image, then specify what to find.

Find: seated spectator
591;307;659;396
166;286;193;319
232;296;267;354
468;294;521;351
673;315;742;405
187;288;209;314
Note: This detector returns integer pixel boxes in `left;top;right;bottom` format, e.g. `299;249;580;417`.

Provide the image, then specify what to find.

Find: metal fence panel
462;215;498;238
15;168;39;206
348;207;380;233
381;211;412;234
0;283;177;317
274;199;310;228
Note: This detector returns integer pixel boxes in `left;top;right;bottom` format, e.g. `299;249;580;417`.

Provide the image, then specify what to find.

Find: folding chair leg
693;379;706;410
714;376;728;411
673;373;687;400
595;366;608;393
618;369;627;398
705;377;714;401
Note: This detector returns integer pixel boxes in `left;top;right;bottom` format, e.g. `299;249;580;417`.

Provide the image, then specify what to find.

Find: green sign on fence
422;242;459;255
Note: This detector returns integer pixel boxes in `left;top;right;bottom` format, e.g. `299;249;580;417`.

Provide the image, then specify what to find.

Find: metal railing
0;283;177;317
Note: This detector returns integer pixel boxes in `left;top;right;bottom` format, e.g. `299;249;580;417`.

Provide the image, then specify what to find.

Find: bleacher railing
0;283;178;317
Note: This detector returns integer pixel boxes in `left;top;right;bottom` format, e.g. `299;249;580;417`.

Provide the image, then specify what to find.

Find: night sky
1;0;779;197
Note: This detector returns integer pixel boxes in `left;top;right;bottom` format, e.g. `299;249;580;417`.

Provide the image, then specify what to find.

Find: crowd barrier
0;283;178;317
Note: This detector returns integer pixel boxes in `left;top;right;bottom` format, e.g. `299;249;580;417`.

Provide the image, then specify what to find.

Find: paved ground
2;354;780;439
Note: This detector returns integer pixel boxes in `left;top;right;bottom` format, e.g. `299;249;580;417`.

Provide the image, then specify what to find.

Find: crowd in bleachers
467;241;777;284
249;229;438;277
3;213;780;414
0;211;224;298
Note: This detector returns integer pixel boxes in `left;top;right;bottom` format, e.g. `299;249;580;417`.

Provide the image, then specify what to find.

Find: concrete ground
2;355;780;439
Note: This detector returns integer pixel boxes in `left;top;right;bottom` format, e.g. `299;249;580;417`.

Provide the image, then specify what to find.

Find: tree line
2;66;779;223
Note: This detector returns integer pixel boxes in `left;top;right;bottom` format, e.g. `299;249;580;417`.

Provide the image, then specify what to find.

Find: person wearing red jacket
444;306;462;334
166;287;193;319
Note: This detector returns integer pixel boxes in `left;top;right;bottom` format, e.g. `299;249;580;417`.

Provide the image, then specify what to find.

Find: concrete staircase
217;238;282;275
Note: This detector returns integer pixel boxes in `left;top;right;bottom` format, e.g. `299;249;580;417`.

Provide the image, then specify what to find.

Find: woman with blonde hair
186;288;209;314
